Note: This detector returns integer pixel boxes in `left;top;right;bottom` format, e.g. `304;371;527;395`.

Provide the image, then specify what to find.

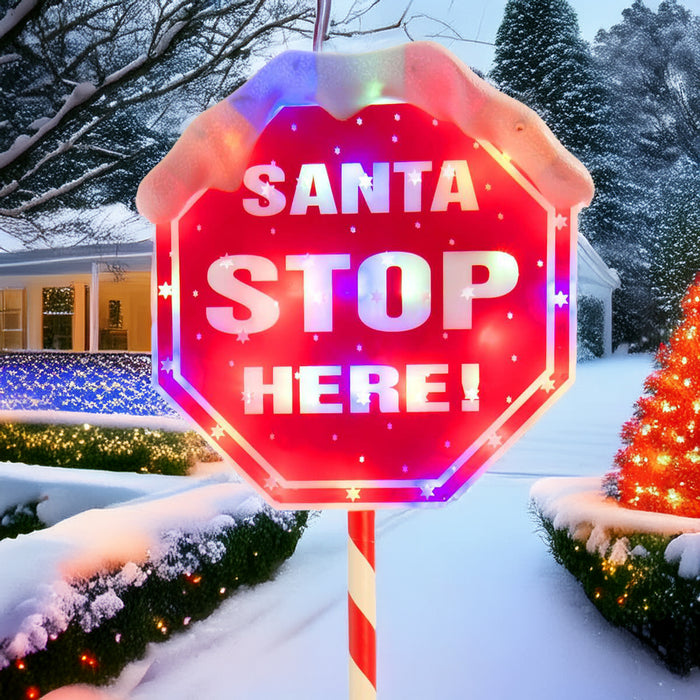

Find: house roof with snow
0;240;151;276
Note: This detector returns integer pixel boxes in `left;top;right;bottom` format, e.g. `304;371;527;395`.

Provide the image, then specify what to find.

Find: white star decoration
220;257;234;269
442;163;455;179
554;291;569;308
542;377;556;393
347;487;361;501
211;425;224;440
192;290;199;298
356;392;371;406
461;287;475;300
236;329;250;344
554;213;568;230
356;117;363;126
408;170;422;186
421;482;436;499
265;476;278;490
260;182;275;198
359;173;373;190
158;282;173;299
160;358;174;374
488;433;503;448
464;388;479;402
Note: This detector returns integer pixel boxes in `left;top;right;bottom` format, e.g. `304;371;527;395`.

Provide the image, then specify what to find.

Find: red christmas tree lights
611;274;700;517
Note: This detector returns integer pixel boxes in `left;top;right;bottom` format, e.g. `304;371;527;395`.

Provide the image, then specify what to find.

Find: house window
0;288;26;350
42;286;74;350
108;299;123;328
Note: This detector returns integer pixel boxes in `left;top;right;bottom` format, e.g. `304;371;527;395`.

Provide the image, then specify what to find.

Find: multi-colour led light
138;42;593;508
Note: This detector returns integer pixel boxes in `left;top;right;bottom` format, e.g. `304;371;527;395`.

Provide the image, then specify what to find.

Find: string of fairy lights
612;277;700;518
0;352;175;416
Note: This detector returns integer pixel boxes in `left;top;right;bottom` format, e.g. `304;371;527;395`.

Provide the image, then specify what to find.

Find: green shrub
534;508;700;674
0;423;218;476
0;510;309;699
577;294;605;360
0;502;44;541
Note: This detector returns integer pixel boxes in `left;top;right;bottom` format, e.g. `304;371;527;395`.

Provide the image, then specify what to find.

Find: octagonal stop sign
142;45;593;509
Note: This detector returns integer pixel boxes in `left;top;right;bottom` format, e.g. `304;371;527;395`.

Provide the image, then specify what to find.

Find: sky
326;0;669;74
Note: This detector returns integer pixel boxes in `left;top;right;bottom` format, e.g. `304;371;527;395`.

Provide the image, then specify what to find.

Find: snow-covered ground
25;355;700;698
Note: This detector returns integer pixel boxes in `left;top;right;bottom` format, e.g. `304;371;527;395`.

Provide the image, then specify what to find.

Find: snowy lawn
26;354;700;698
50;352;688;700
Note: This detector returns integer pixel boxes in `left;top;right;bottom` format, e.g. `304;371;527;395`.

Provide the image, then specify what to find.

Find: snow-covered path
109;355;700;699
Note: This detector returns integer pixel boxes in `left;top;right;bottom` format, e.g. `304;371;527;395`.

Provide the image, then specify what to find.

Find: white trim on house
577;233;621;356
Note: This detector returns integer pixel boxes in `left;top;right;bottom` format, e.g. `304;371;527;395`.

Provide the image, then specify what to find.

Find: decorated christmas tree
607;273;700;517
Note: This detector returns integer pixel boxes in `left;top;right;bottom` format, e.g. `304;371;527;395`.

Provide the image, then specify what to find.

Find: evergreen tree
650;159;700;339
491;0;629;351
491;0;608;164
607;275;700;517
593;0;700;350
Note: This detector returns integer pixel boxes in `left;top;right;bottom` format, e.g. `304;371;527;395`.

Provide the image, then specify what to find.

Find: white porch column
90;262;99;352
603;288;613;357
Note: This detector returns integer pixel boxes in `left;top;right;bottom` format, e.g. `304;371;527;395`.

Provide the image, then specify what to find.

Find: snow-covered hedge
0;352;175;417
0;467;308;699
531;477;700;674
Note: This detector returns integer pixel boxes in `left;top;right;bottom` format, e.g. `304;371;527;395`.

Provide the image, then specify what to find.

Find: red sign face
155;103;575;508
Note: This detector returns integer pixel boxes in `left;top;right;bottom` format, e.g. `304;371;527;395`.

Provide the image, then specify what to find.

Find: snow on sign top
138;42;592;509
136;41;593;222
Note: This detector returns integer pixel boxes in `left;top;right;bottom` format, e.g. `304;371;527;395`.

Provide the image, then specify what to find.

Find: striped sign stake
348;510;377;699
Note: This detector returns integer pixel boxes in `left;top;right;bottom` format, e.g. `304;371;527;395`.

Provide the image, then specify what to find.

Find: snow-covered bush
534;509;700;674
0;505;308;699
0;502;44;541
531;477;700;674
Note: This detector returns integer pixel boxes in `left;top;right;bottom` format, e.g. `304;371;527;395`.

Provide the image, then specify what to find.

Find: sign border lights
137;41;594;509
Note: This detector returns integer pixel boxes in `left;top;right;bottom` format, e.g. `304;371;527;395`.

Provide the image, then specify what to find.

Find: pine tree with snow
491;0;628;352
608;275;700;517
592;0;700;350
490;0;608;162
650;159;700;340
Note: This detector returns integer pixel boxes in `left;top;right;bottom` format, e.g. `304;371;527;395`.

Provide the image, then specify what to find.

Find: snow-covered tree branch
0;0;413;247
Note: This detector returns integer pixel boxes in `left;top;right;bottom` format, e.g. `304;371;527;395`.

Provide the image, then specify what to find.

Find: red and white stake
348;510;376;699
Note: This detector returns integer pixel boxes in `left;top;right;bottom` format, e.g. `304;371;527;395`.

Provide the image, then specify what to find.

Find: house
0;240;151;352
0;236;620;355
